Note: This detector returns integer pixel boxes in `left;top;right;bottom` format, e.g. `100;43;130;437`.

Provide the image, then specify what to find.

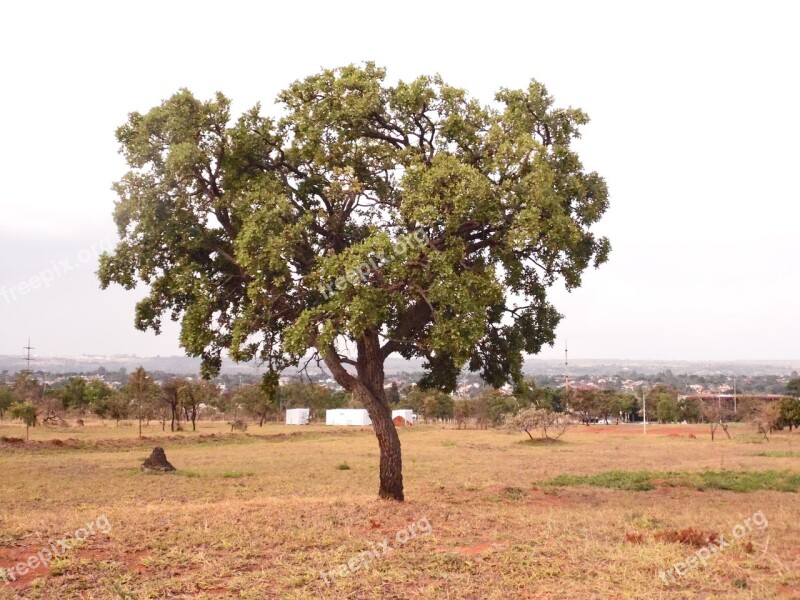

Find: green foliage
484;390;519;426
385;382;401;406
60;377;89;412
234;384;275;426
778;397;800;429
649;386;679;423
0;386;11;419
655;397;678;423
105;392;131;424
98;63;610;391
85;379;114;417
98;64;611;500
10;401;38;439
11;372;41;403
546;470;800;493
10;401;38;427
404;386;454;421
786;377;800;398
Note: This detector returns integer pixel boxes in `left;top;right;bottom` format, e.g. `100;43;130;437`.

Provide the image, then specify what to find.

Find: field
0;420;799;599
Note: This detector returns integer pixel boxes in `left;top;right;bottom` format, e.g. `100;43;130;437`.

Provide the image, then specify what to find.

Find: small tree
162;379;184;432
569;389;598;425
106;392;131;425
453;398;471;429
180;380;219;431
510;407;569;441
0;386;12;419
60;377;90;415
751;402;782;441
10;401;38;440
778;397;800;431
703;401;733;441
235;384;275;426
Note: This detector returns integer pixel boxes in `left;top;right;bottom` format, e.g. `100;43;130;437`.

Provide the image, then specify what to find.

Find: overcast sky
1;1;798;361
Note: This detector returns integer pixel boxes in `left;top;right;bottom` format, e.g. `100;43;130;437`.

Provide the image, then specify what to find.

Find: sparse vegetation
0;419;797;597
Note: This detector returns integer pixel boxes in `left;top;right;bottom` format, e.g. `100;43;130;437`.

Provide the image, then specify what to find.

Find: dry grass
0;420;798;598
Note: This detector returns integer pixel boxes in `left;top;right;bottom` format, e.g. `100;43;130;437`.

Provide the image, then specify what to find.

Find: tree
614;392;639;423
60;377;89;414
385;382;401;407
510;407;568;441
11;372;41;404
106;392;130;425
235;384;275;426
786;378;800;398
180;380;219;432
98;64;610;501
677;396;702;423
482;389;519;426
751;401;781;441
570;389;598;425
127;367;158;437
650;386;679;423
0;386;11;419
778;397;800;431
162;379;184;432
86;380;114;419
655;397;678;423
10;401;38;440
703;400;733;441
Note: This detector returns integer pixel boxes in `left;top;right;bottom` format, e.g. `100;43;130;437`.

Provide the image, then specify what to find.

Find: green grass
753;450;800;458
547;470;656;491
545;469;800;492
221;470;255;478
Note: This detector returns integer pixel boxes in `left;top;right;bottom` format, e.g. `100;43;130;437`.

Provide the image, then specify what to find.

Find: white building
285;408;310;425
326;408;372;426
391;409;416;425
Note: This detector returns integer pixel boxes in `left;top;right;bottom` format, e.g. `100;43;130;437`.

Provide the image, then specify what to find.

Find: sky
0;0;798;361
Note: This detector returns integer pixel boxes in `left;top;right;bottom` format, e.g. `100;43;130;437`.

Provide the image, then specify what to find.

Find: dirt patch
437;541;507;556
654;528;719;547
0;545;44;590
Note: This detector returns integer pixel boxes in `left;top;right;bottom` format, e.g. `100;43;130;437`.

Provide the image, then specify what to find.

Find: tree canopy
99;63;610;500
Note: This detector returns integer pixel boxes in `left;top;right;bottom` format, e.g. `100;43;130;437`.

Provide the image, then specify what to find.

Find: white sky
0;0;798;361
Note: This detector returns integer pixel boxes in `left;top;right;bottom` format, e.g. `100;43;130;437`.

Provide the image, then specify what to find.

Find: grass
753;450;800;458
545;469;800;492
0;420;798;598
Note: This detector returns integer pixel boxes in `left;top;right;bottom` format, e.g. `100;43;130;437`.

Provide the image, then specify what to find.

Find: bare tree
702;400;733;441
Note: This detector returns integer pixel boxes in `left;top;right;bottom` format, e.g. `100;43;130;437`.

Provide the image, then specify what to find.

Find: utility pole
733;377;737;413
564;341;569;393
23;338;35;374
642;386;648;435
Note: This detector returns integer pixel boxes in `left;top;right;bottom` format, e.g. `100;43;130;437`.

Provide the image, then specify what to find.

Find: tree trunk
322;330;404;501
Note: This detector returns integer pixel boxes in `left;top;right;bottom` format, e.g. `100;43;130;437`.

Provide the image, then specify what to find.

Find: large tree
98;64;610;500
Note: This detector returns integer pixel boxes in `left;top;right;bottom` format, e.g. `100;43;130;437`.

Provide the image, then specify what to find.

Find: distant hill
0;353;797;378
